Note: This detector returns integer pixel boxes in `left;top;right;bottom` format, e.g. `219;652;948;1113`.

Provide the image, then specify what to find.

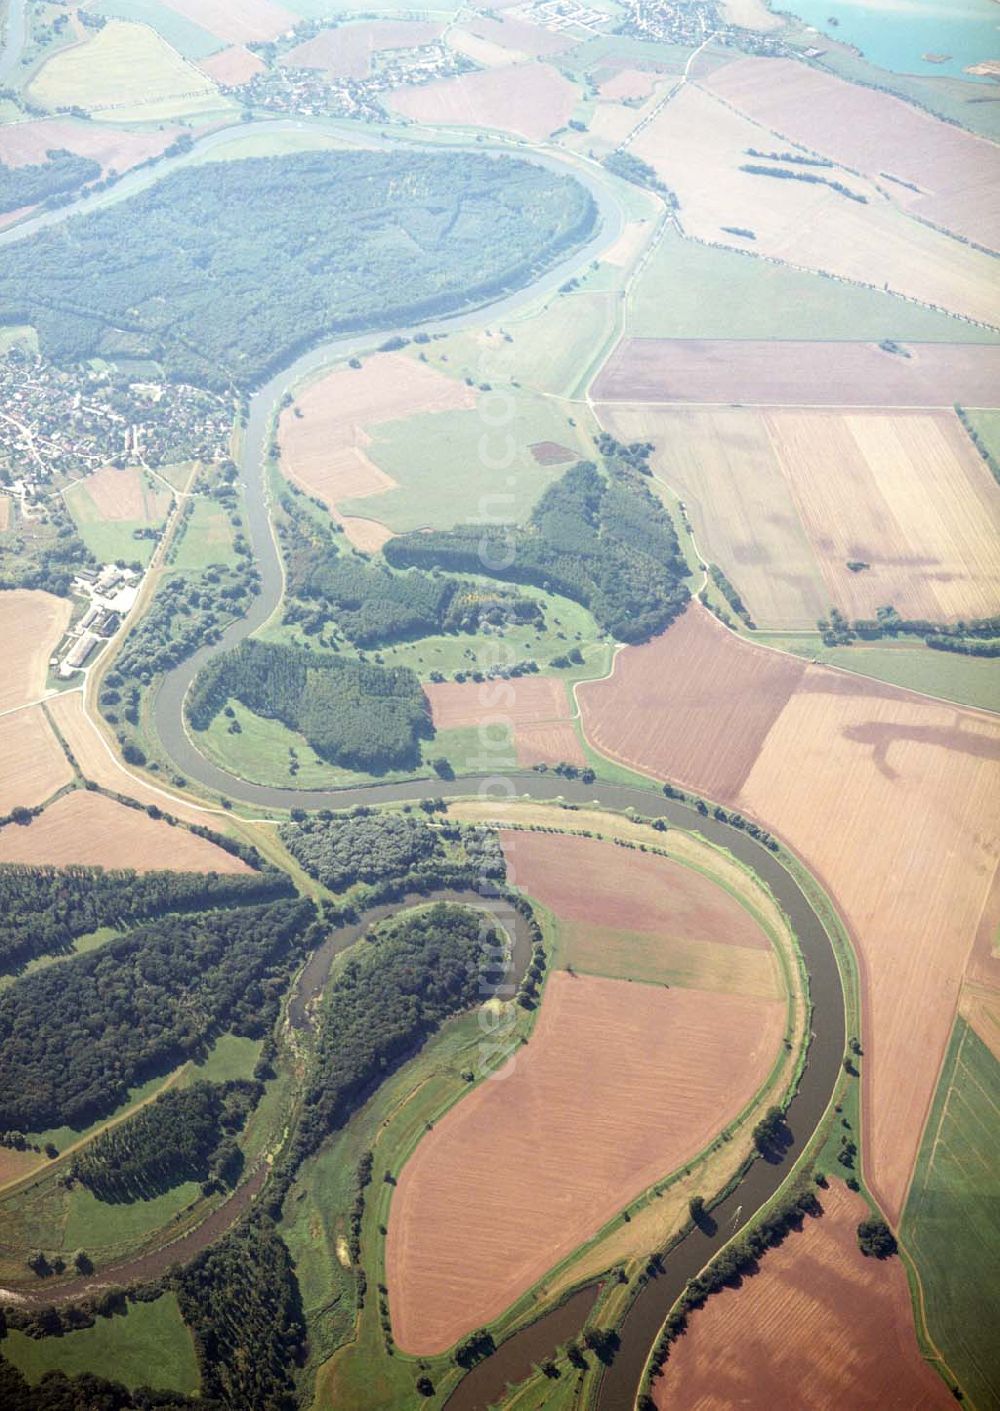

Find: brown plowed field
0;119;183;175
461;15;576;59
530;440;577;465
578;604;1000;1224
500;830;772;949
627;84;1000;326
0;706;73;815
593;338;1000;407
652;1181;955;1411
0;589;71;711
703;56;1000;250
387;64;578;142
576;604;805;799
600;67;658;101
162;0;294;44
425;674;572;730
279;354;473;541
387;971;784;1353
285;21;442;79
601;405;1000;627
197;44;265;86
0;790;250;871
44;692;214;828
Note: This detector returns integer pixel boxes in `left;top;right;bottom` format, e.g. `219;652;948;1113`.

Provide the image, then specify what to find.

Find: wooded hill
186;639;432;772
384;449;690;643
0;151;595;387
0;897;317;1132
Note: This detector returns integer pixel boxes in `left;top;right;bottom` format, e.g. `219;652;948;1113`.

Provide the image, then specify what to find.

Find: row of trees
0;863;294;972
0;151;594;387
187;639;432;773
385;452;690;644
0;898;317;1132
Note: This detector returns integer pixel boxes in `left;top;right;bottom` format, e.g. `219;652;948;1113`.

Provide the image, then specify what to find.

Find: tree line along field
577;603;1000;1237
0;150;596;388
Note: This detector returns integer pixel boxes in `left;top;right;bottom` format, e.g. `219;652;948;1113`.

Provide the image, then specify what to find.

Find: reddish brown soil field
0;589;72;712
577;604;805;800
653;1181;955;1411
0;705;73;815
0;119;182;175
387;64;578;142
513;718;586;767
285;21;442;79
425;674;572;730
600;67;658;101
0;791;250;871
462;14;576;58
500;829;772;949
592;338;1000;407
161;0;294;44
579;604;1000;1224
703;56;1000;250
197;44;265;86
387;971;784;1353
530;440;577;465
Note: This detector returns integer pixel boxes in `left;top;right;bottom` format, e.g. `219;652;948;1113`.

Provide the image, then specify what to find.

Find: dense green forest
289;903;501;1168
0;151;595;386
0;863;294;971
187;639;432;772
175;1218;303;1411
70;1081;260;1203
280;491;543;647
280;810;443;892
385;449;690;643
0;898;316;1131
0;150;100;214
0;1360;201;1411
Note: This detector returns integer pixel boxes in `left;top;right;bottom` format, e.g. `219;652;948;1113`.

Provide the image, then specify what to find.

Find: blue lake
778;0;1000;80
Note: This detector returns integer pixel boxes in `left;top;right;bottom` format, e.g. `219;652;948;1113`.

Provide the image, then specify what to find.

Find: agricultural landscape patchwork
0;1;997;1409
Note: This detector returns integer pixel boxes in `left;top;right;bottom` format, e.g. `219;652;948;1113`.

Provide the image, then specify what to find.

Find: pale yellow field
29;21;227;124
0;495;9;530
0;705;73;815
629;85;1000;327
768;410;1000;622
720;0;783;29
0;589;71;711
739;672;1000;1224
599;406;1000;628
598;405;828;629
45;691;212;827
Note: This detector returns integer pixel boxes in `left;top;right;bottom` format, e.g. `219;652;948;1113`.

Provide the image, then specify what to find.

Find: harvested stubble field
279;353;473;543
578;603;1000;1225
499;830;782;998
592;338;1000;407
29;21;226;124
286;20;442;79
387;970;785;1354
44;691;217;828
68;465;170;523
0;790;250;871
161;0;295;44
387;63;579;142
652;1180;955;1411
0;705;73;815
0;118;184;175
958;868;1000;1061
601;405;1000;628
196;45;265;85
702;56;1000;251
0;589;71;712
627;84;1000;327
425;675;582;766
458;14;575;60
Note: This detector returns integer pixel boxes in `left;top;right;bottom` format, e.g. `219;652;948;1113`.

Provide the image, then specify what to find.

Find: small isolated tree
415;1376;434;1398
857;1216;897;1259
